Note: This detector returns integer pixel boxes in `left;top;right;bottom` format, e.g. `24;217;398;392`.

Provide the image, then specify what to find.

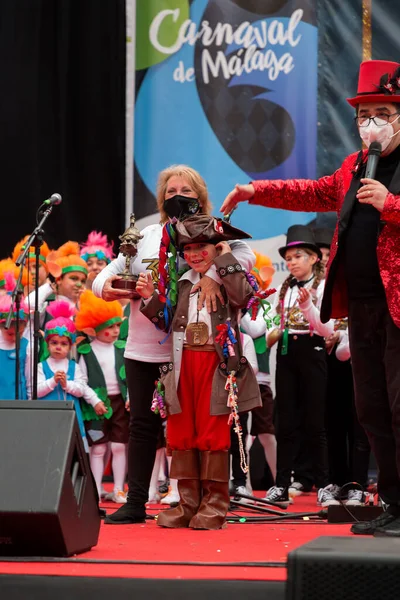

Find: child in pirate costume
136;215;261;530
0;274;30;399
37;301;90;451
265;225;339;507
75;290;129;503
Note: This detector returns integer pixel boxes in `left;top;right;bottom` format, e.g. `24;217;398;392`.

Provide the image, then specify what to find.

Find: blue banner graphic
134;0;318;242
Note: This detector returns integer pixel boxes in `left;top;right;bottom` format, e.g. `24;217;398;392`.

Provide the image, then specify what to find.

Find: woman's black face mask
163;195;200;220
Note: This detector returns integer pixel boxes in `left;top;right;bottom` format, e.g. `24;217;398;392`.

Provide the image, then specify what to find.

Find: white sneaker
346;489;365;506
317;484;340;507
147;492;161;504
105;489;127;504
289;482;308;498
233;485;252;504
100;487;108;499
264;486;292;507
160;490;180;505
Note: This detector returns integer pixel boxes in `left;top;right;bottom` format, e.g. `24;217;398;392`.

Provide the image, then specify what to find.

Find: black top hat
313;227;334;249
279;225;322;259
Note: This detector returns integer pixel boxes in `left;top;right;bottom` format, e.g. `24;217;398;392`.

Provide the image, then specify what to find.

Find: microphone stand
5;268;24;398
13;205;54;400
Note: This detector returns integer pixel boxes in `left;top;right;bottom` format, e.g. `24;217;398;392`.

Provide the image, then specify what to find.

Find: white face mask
359;115;400;151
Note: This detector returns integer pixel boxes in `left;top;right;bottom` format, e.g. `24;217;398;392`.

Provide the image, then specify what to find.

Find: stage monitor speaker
0;401;100;557
286;535;400;599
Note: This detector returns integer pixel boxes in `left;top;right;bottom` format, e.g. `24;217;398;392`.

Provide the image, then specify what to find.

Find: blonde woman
92;165;255;524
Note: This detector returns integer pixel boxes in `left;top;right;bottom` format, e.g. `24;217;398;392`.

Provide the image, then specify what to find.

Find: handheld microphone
43;193;62;206
365;142;382;179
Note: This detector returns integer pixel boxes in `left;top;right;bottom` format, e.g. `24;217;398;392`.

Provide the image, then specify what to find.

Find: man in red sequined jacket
221;60;400;537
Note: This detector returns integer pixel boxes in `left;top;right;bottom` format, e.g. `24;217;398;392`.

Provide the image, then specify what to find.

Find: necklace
185;289;210;346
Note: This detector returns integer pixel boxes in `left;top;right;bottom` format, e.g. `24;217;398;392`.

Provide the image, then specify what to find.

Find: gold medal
185;322;209;345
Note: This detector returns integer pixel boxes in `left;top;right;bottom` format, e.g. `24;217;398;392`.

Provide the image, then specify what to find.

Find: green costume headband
94;316;123;333
61;265;88;275
28;252;46;263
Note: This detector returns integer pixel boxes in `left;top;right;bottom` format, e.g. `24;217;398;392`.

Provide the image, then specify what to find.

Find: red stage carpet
0;491;351;582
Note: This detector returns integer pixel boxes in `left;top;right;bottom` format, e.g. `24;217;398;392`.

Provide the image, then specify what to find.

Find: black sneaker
158;481;169;495
374;515;400;537
264;486;292;508
104;503;146;525
350;509;398;535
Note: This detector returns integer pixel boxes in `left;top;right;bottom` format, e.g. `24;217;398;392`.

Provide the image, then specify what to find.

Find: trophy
111;213;143;297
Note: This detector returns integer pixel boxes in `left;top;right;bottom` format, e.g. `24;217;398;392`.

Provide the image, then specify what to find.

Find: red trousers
167;349;231;452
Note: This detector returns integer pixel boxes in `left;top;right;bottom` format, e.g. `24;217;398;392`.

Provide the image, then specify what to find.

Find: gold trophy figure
111;213;143;297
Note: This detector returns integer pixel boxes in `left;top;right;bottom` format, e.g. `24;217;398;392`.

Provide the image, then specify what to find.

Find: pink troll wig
80;231;114;263
44;300;77;343
0;273;29;322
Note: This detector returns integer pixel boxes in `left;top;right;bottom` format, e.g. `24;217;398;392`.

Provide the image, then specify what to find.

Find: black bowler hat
313;227;334;249
279;225;322;259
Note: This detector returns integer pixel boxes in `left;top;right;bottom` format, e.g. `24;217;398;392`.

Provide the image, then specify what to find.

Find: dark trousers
125;358;163;508
275;334;329;489
292;438;315;490
230;413;249;488
326;351;370;488
349;298;400;504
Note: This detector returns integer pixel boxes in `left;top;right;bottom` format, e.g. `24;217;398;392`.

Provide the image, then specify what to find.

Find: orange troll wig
251;251;275;290
75;290;123;335
47;241;88;279
12;235;50;270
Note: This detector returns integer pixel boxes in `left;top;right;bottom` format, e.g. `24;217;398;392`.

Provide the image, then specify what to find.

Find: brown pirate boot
189;450;230;530
157;449;201;528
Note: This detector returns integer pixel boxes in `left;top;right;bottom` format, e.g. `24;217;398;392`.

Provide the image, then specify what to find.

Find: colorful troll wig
80;231;114;264
0;258;29;290
0;273;29;322
44;300;77;343
75;290;123;335
12;235;50;270
46;241;88;279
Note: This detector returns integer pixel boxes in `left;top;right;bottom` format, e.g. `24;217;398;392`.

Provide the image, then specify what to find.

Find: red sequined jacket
250;150;400;327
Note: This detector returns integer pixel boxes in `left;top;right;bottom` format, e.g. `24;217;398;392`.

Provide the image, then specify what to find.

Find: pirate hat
175;215;251;248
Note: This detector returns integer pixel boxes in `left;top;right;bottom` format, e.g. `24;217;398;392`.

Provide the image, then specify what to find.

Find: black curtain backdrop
0;0;126;257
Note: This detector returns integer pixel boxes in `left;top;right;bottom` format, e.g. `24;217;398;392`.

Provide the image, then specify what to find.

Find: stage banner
317;0;400;178
133;0;318;283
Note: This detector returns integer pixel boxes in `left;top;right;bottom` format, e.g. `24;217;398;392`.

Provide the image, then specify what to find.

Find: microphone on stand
365;142;382;179
43;193;62;206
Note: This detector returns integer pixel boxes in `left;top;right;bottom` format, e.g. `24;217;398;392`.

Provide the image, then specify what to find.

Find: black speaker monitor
0;401;100;557
286;535;400;599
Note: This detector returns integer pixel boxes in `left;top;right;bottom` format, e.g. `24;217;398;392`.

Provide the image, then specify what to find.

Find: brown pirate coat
141;252;261;416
